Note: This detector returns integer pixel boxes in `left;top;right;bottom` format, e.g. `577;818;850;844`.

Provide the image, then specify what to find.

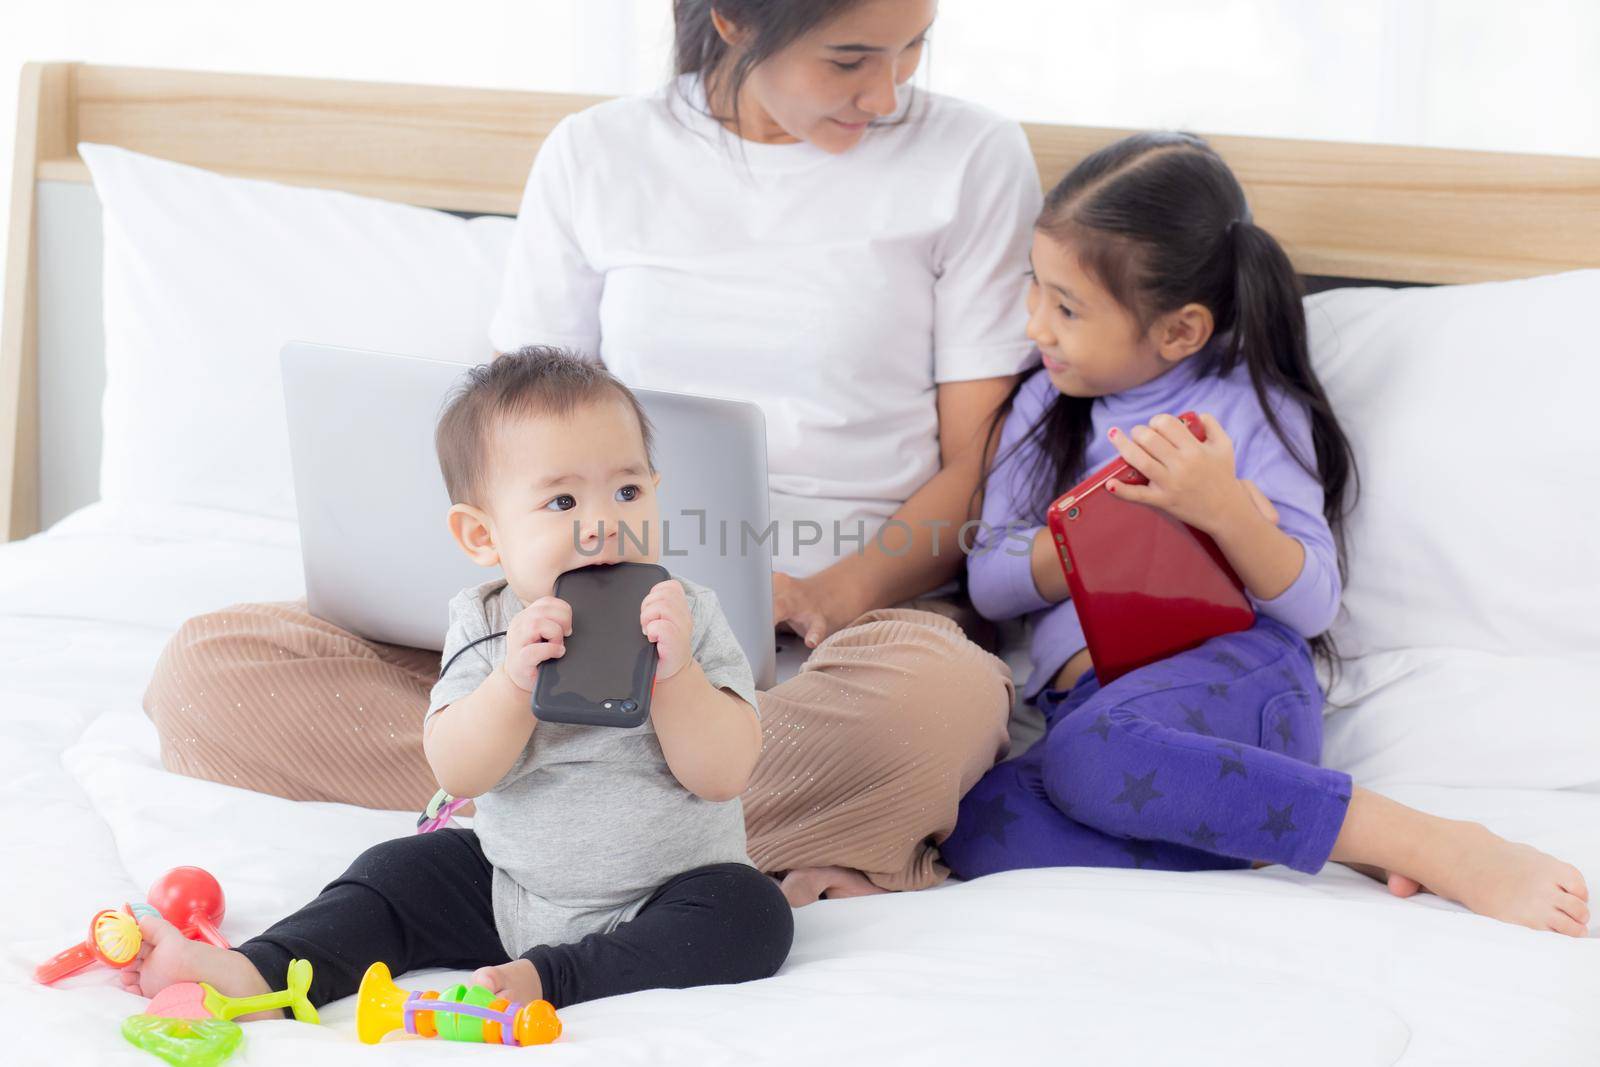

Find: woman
145;0;1038;904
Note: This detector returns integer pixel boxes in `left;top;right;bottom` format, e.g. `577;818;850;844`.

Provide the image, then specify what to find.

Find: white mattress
3;503;1596;1066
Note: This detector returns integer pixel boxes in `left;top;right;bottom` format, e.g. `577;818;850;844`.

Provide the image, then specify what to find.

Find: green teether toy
203;957;318;1023
121;1016;242;1067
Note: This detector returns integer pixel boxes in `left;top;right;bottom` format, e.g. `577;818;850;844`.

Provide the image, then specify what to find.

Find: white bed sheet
2;504;1596;1066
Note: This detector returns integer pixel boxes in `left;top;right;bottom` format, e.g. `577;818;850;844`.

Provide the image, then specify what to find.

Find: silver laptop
280;341;779;690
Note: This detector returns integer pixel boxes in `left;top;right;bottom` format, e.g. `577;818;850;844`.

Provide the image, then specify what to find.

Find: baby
122;346;792;1014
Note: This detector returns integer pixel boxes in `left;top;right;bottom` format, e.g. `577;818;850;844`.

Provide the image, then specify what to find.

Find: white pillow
1323;648;1600;790
1306;272;1600;660
82;143;514;522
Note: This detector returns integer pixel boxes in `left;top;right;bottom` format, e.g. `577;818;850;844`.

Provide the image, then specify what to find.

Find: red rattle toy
146;866;229;949
34;866;229;985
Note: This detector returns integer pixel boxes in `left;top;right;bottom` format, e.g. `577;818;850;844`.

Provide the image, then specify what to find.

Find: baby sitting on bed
121;345;792;1015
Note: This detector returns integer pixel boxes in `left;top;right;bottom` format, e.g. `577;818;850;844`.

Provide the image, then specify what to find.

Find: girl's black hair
672;0;921;135
982;131;1358;660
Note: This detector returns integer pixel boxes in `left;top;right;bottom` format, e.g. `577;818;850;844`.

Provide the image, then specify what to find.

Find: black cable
438;630;508;680
417;628;513;828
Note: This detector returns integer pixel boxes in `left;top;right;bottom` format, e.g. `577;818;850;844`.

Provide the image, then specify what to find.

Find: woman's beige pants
143;600;1013;891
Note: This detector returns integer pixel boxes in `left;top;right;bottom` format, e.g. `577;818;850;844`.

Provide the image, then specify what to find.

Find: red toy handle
184;912;230;949
147;867;228;948
33;943;96;985
34;907;143;985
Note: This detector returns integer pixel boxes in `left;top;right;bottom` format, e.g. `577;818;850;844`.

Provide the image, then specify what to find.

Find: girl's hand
1104;413;1258;535
772;571;861;650
502;596;572;693
641;579;694;681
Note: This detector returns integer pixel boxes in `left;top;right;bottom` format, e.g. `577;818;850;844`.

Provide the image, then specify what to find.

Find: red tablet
1045;411;1255;685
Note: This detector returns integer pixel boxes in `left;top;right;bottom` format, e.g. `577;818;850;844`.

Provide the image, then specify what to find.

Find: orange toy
356;962;562;1047
35;907;143;984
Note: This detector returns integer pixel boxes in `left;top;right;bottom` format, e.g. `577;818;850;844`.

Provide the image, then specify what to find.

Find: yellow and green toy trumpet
357;961;563;1047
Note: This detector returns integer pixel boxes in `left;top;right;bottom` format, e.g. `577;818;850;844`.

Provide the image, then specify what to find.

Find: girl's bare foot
778;865;888;907
1414;821;1589;935
1342;862;1422;898
1332;788;1590;936
471;958;542;1004
118;915;280;1019
1386;872;1422;898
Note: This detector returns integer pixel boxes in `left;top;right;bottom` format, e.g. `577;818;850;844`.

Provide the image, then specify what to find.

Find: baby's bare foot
118;915;277;1018
778;865;888;907
1413;822;1590;936
472;959;542;1004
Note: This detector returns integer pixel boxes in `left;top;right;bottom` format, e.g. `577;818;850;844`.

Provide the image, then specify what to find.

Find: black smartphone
532;561;670;728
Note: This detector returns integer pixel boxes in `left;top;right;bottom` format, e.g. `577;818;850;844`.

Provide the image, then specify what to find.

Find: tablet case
1045;411;1255;685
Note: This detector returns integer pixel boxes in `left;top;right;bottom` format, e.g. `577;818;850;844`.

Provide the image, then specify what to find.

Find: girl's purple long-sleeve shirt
968;355;1341;702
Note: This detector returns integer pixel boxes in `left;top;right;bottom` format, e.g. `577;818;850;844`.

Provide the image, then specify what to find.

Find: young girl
941;132;1590;936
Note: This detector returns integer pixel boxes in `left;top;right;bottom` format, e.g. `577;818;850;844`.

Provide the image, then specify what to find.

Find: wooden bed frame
5;61;1600;541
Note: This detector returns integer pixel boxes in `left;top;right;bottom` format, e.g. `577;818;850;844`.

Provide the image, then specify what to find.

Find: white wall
932;0;1600;154
3;0;1598;341
0;0;679;329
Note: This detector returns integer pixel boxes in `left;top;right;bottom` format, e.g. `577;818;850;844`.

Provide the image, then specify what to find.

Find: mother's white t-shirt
490;78;1041;579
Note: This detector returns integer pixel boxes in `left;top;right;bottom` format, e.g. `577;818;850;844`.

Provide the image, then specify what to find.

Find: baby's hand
502;596;572;693
640;579;693;682
1104;413;1254;534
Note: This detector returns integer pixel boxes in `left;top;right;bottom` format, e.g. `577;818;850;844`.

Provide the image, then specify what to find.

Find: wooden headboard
5;61;1600;540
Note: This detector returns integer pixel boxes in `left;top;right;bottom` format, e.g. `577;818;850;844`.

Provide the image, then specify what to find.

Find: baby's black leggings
237;828;793;1009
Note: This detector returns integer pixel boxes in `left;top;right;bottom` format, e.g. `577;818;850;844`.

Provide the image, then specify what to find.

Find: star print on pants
1121;838;1159;868
1207;682;1231;699
1112;769;1164;813
1210;650;1249;673
1086;713;1113;741
968;791;1020;846
1218;748;1249;779
1258;803;1298;841
1185;823;1223;850
1180;702;1213;736
1273;714;1295;748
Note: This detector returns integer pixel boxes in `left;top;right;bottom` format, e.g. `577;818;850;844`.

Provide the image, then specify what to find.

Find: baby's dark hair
982;132;1359;657
436;345;655;507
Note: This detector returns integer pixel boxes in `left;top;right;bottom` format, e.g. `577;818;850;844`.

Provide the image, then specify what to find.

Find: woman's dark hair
982;131;1358;659
673;0;918;134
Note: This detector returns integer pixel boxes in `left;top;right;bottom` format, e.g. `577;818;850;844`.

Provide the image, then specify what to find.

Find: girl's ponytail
1226;220;1305;399
1227;220;1357;579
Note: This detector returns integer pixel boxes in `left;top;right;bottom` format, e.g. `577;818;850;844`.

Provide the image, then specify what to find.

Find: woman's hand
1102;413;1257;535
502;596;571;693
772;570;864;650
641;579;694;681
